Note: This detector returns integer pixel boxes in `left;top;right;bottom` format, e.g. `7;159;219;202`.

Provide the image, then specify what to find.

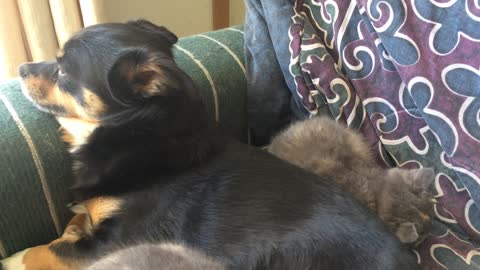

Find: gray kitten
87;243;225;270
269;117;435;244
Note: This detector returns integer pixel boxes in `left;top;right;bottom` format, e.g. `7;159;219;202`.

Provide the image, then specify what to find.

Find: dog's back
106;140;420;270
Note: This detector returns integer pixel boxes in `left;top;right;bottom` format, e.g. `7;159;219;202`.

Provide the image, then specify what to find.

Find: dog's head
19;20;194;147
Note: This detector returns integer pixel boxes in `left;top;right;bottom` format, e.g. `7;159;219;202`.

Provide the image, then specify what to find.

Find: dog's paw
67;202;87;214
63;224;86;239
1;248;30;270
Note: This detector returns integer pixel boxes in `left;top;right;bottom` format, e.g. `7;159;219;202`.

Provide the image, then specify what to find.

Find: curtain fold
78;0;104;27
0;0;29;79
17;0;59;61
49;0;83;47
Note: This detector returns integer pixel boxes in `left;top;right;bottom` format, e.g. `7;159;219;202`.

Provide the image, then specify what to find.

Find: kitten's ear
396;222;419;244
409;168;435;192
391;167;435;193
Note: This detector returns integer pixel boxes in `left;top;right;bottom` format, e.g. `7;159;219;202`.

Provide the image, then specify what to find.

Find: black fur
20;20;419;269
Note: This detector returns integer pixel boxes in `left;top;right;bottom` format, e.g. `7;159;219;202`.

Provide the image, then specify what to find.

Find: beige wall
230;0;245;26
80;0;213;37
79;0;245;37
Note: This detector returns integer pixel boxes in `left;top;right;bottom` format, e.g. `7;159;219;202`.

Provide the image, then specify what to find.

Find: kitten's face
378;168;435;244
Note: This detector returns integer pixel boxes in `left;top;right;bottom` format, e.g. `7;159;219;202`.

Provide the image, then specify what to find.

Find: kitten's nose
18;63;30;78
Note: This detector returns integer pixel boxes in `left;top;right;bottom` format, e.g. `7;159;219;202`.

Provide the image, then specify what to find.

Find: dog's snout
19;63;30;78
19;61;58;79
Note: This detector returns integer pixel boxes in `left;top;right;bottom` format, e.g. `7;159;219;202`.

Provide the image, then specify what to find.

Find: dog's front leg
1;214;94;270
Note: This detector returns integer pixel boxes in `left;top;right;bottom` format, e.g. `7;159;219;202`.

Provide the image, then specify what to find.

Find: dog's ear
108;49;172;98
127;19;178;46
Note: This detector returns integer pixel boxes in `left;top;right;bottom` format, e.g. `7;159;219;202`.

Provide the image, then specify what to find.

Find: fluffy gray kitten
87;243;225;270
269;117;435;244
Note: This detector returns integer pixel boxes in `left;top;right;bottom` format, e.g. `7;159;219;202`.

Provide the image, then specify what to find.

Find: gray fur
87;243;225;270
269;117;435;244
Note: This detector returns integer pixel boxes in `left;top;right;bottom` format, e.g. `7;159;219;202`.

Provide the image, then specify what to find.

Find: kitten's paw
396;222;419;244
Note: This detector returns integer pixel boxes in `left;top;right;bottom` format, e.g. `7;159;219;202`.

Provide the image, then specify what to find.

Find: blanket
245;0;480;269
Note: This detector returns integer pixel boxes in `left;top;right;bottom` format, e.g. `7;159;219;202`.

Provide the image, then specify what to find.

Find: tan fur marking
23;76;54;101
60;128;75;145
50;87;93;121
23;76;104;121
6;198;120;270
21;245;72;270
5;216;94;270
84;197;122;226
83;89;106;116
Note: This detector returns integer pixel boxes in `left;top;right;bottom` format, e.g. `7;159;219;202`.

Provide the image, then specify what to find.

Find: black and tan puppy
2;20;419;270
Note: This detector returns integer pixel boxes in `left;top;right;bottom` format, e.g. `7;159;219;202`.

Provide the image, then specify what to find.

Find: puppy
2;19;419;270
